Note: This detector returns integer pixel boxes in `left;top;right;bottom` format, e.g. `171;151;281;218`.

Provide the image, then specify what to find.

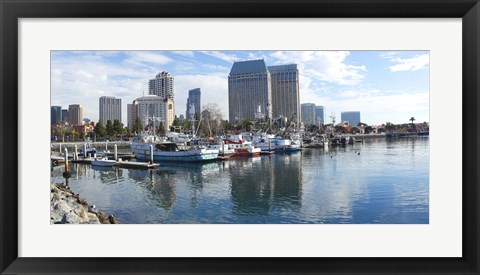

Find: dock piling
62;148;71;180
150;144;154;164
114;144;118;161
83;143;87;158
74;145;78;161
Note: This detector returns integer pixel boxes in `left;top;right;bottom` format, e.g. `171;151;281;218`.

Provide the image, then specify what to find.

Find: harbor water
51;138;429;224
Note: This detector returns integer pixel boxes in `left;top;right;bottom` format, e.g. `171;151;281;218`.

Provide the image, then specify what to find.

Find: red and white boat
223;134;261;157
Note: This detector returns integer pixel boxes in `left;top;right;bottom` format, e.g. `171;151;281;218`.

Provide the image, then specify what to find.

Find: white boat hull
91;160;116;167
132;145;218;162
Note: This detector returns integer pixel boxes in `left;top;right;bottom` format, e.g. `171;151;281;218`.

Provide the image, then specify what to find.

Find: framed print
1;0;479;274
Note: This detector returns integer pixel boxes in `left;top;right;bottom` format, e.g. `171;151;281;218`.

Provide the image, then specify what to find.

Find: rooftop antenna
142;90;145;97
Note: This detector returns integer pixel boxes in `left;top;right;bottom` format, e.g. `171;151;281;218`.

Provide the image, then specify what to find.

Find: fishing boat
252;134;301;153
223;134;261;157
131;132;219;162
91;157;116;167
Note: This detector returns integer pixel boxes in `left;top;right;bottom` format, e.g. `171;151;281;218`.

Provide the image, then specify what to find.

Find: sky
51;50;429;126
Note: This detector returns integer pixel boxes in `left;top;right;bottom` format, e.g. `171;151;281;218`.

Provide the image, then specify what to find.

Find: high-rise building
341;111;361;126
301;103;316;126
135;95;174;130
149;71;174;99
186;88;201;120
315;106;325;125
99;96;122;125
62;109;69;122
268;64;301;126
127;100;139;130
50;106;62;125
228;59;272;123
68;104;83;126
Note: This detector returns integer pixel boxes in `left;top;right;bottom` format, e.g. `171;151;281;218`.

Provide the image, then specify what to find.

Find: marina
51;137;429;224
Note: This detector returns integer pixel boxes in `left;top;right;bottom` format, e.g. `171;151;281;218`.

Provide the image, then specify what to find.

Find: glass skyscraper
341;111;361;126
186;88;201;120
315;106;324;125
301;103;316;126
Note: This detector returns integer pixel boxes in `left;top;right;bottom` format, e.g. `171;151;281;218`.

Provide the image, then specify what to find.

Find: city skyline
51;50;429;126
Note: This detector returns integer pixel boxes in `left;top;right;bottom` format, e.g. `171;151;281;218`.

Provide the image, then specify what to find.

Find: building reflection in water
159;162;223;208
128;169;177;211
229;153;303;217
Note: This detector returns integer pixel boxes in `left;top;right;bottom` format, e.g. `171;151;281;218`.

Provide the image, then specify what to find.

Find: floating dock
115;161;159;169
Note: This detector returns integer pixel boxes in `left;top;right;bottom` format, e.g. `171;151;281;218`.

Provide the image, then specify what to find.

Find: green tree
106;120;114;137
94;121;106;138
133;117;143;134
125;127;132;138
241;118;253;132
113;119;125;135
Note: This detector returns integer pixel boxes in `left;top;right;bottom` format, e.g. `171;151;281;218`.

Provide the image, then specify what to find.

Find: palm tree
409;117;416;131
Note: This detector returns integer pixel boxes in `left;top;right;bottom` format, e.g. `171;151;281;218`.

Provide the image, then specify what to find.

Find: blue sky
51;50;429;126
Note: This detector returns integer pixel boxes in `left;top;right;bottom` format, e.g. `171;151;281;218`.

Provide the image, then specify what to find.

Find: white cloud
300;89;429;125
125;51;172;65
387;54;429;72
51;54;157;125
270;51;366;85
171;51;195;57
174;73;229;118
201;51;239;63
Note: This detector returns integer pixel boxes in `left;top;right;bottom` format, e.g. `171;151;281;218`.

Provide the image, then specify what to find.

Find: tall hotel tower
149;71;174;99
268;64;301;126
228;60;272;123
99;96;122;125
144;71;176;129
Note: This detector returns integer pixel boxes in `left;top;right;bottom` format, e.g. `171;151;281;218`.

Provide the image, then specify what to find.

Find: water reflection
229;152;303;218
50;139;429;224
128;169;177;210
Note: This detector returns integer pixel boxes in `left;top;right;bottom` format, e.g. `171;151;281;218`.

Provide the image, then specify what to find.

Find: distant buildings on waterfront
315;106;324;125
228;60;272;124
268;64;301;126
228;60;301;126
126;72;176;130
51;106;62;125
301;103;316;126
186;88;201;120
149;71;174;99
67;104;83;126
51;59;372;131
341;111;361;126
99;96;121;125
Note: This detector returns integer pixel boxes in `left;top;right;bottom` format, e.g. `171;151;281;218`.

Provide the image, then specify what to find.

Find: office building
228;59;272;123
99;96;122;125
135;95;174;130
62;109;68;122
50;106;62;125
127;100;139;130
315;106;325;125
301;103;316;126
186;88;201;120
268;64;301;126
68;104;83;126
149;71;174;99
341;111;361;126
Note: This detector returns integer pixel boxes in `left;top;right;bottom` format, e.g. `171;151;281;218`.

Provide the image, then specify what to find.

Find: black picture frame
1;0;479;274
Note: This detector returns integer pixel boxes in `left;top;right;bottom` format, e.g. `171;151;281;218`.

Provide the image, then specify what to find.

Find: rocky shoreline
50;183;120;224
